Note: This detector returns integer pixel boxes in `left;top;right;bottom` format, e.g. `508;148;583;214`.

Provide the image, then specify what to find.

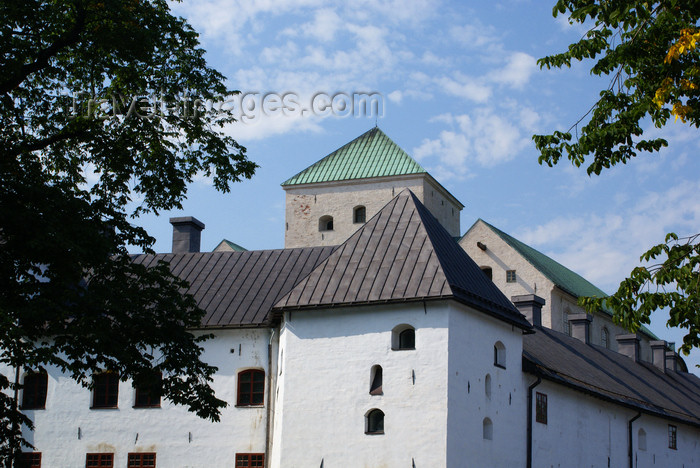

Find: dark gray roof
131;246;335;327
524;327;700;427
274;190;532;330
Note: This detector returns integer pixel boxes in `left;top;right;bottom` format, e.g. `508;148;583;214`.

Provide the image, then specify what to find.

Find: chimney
665;350;678;372
616;334;641;362
650;340;667;371
169;216;205;253
511;294;545;327
568;313;592;344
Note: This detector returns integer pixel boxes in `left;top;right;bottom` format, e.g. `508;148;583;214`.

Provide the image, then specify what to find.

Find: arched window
319;215;333;231
638;428;647;451
392;324;415;350
365;409;384;434
353;206;366;224
494;341;506;368
370;365;383;395
483;418;493;440
484;374;491;399
601;327;610;349
92;372;119;409
21;369;47;410
237;369;265;406
480;266;493;281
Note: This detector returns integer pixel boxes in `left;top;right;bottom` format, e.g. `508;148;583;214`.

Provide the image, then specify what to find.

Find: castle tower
282;128;464;248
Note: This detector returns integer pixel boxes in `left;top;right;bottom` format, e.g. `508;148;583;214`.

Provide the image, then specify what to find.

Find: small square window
536;392;547;424
86;453;113;468
16;452;41;468
506;270;516;283
235;453;264;467
128;453;156;467
668;424;677;450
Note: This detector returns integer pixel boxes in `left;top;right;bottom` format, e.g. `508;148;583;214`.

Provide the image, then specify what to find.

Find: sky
133;0;700;370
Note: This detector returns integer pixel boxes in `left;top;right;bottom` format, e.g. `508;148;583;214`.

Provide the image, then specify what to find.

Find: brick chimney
650;340;667;372
616;334;641;362
569;313;592;344
511;294;545;327
169;216;205;253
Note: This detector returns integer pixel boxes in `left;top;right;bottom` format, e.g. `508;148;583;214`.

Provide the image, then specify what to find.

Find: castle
6;128;700;467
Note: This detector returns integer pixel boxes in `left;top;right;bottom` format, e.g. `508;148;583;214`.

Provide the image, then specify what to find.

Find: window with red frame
16;452;41;468
21;370;47;409
235;453;264;467
237;369;264;406
134;372;162;408
128;453;156;467
86;453;113;467
92;373;118;409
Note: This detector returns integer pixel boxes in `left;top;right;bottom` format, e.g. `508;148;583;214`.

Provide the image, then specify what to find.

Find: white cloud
302;8;343;42
387;90;403;104
490;52;538;89
516;180;700;291
437;73;491;103
412;107;531;179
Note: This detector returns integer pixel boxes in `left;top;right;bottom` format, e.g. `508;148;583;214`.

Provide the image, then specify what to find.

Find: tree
534;1;700;355
0;0;256;463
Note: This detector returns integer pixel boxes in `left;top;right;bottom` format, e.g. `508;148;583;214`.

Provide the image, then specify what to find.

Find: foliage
534;0;700;355
0;0;256;462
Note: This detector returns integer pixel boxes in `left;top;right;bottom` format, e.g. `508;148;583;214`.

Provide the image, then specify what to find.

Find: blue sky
133;0;700;370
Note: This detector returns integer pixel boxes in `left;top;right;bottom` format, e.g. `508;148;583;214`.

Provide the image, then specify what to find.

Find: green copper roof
475;220;658;339
281;127;426;186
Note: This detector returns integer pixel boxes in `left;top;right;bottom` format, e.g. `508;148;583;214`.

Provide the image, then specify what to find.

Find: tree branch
0;3;86;95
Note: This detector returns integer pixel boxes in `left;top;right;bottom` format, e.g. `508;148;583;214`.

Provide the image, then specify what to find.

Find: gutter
527;376;542;468
265;329;275;468
628;412;641;468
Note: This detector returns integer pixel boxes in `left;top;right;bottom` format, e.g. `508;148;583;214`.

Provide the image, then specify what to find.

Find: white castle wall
4;328;271;468
531;379;700;468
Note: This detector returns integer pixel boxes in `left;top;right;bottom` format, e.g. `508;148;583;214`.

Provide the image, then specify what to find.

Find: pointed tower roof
281;127;427;186
274;190;531;330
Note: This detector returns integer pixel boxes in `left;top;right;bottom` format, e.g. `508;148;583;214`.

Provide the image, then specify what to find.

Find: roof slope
524;327;700;427
281;127;426;186
131;246;335;327
475;219;658;338
213;239;247;252
274;190;532;330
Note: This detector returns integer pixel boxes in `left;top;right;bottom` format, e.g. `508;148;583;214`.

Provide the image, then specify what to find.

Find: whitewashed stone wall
271;302;453;467
283;175;462;248
446;302;527;467
530;379;700;468
270;300;526;468
3;328;271;468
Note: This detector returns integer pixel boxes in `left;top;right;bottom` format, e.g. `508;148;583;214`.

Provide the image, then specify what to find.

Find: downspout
628;412;641;468
265;329;275;468
526;376;541;468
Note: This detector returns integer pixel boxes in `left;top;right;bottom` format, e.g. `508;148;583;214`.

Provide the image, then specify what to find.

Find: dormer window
319;215;334;231
353;206;366;224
